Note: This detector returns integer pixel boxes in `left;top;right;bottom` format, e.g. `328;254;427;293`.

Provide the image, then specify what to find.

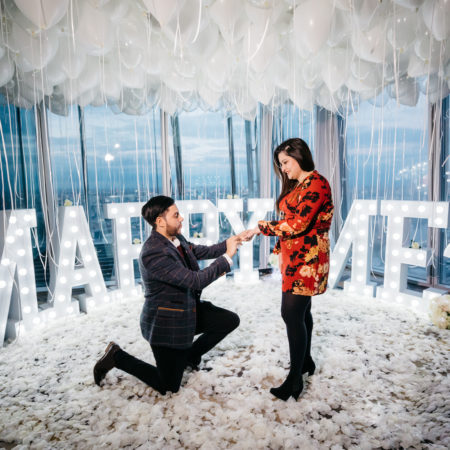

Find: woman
247;138;333;401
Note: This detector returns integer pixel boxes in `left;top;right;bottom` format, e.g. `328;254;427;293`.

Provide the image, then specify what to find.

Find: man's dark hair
141;195;174;228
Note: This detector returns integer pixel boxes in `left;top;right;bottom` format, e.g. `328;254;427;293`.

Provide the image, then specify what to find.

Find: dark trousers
114;301;240;394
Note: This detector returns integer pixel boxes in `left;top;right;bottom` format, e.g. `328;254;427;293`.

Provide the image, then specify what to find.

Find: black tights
281;292;313;384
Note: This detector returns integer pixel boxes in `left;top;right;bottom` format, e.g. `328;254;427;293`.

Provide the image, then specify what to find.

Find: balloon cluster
0;0;449;118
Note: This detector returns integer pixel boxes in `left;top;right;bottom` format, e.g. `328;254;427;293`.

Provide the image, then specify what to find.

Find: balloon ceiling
0;0;449;119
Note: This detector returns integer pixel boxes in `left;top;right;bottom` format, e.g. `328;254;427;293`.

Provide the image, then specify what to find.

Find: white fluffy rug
0;278;449;449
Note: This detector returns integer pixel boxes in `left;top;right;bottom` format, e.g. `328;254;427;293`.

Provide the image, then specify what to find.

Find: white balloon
293;0;334;55
77;88;97;107
142;0;182;28
315;84;340;112
387;9;419;51
414;33;445;73
20;69;53;94
14;0;69;29
88;0;111;7
347;60;382;91
393;0;424;9
44;55;67;85
76;0;114;56
10;23;59;71
302;57;323;90
164;64;196;92
57;37;87;79
245;2;272;28
209;0;243;35
421;0;450;41
388;76;419;106
198;80;222;108
205;43;232;89
407;52;429;77
189;23;220;61
249;75;275;105
162;0;200;46
245;29;279;73
352;0;390;31
328;8;352;47
351;21;388;63
268;49;290;90
288;80;314;111
102;0;130;23
120;65;145;89
0;55;15;87
320;47;351;92
334;0;352;11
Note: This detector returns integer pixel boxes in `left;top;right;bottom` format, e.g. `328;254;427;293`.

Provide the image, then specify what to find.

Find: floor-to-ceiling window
441;96;450;286
0;101;45;287
342;92;429;282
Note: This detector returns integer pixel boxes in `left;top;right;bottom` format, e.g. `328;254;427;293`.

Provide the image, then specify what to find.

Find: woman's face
278;151;302;180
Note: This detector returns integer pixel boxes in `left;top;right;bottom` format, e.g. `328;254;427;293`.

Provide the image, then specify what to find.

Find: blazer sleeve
258;177;325;238
144;248;230;291
185;239;227;260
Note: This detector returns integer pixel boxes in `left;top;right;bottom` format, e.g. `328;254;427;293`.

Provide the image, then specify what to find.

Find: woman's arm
258;178;326;238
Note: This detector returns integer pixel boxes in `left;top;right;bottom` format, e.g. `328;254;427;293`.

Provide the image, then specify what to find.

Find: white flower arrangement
133;238;141;245
193;232;203;238
268;253;279;268
64;199;73;206
429;294;450;329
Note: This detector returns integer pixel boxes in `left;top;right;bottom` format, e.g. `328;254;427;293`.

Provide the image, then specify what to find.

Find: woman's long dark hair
273;138;315;213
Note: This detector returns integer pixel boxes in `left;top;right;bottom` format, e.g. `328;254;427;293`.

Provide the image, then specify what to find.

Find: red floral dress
258;171;334;296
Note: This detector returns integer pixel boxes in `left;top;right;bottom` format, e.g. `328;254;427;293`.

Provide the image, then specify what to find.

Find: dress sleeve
258;178;325;238
272;239;281;255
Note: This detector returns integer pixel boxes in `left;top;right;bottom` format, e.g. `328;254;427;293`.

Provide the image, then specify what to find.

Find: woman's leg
302;300;316;374
271;292;311;400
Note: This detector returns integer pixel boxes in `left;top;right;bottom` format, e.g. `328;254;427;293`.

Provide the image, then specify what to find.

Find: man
94;195;242;395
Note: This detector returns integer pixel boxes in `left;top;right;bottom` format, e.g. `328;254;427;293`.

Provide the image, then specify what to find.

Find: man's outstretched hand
238;227;261;242
226;235;242;258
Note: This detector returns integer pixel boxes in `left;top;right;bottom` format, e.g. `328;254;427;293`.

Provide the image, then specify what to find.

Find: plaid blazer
139;230;230;349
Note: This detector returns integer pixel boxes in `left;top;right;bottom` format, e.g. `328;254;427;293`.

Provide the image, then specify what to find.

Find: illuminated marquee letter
105;202;144;294
48;206;107;314
0;210;40;344
219;198;273;284
328;200;379;296
376;201;449;312
177;200;219;245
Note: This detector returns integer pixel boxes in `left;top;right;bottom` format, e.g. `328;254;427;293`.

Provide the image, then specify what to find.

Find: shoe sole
93;342;118;386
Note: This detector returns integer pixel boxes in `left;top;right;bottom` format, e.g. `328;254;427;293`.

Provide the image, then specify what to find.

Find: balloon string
191;0;203;44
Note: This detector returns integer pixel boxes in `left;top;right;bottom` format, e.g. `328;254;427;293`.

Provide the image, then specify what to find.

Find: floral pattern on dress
258;170;334;296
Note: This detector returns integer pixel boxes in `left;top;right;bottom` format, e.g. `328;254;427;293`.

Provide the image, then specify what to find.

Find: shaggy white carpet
0;277;448;450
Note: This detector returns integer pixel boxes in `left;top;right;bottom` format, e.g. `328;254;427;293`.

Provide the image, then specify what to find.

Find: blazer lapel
151;230;188;267
180;240;199;271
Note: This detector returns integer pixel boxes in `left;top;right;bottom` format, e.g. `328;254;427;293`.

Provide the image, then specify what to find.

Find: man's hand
226;235;242;258
239;227;260;242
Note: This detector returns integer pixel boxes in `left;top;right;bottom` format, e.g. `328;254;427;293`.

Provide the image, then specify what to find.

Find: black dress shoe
93;342;121;386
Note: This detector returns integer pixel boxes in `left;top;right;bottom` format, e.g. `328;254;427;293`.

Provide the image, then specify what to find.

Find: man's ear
155;216;164;229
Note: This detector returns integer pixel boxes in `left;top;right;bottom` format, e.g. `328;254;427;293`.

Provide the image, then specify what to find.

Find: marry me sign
0;199;449;345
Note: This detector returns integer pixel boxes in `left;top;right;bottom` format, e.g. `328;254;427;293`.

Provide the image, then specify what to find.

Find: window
440;96;450;286
343;93;429;282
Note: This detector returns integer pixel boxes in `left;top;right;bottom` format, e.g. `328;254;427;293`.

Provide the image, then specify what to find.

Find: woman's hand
239;227;260;242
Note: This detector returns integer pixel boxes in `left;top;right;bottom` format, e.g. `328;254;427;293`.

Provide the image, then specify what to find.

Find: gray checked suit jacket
139;230;231;349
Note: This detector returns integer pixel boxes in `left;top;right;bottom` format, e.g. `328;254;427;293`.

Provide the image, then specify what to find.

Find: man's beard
166;223;181;237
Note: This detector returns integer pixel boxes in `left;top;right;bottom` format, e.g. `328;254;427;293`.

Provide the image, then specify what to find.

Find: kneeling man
94;195;241;394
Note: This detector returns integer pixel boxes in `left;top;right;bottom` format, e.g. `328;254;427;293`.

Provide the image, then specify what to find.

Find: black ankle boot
301;357;316;376
270;376;303;401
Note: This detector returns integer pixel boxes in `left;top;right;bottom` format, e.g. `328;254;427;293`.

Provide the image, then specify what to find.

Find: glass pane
47;106;84;207
0;102;24;210
441;96;450;286
343;93;429;281
83;106;162;283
